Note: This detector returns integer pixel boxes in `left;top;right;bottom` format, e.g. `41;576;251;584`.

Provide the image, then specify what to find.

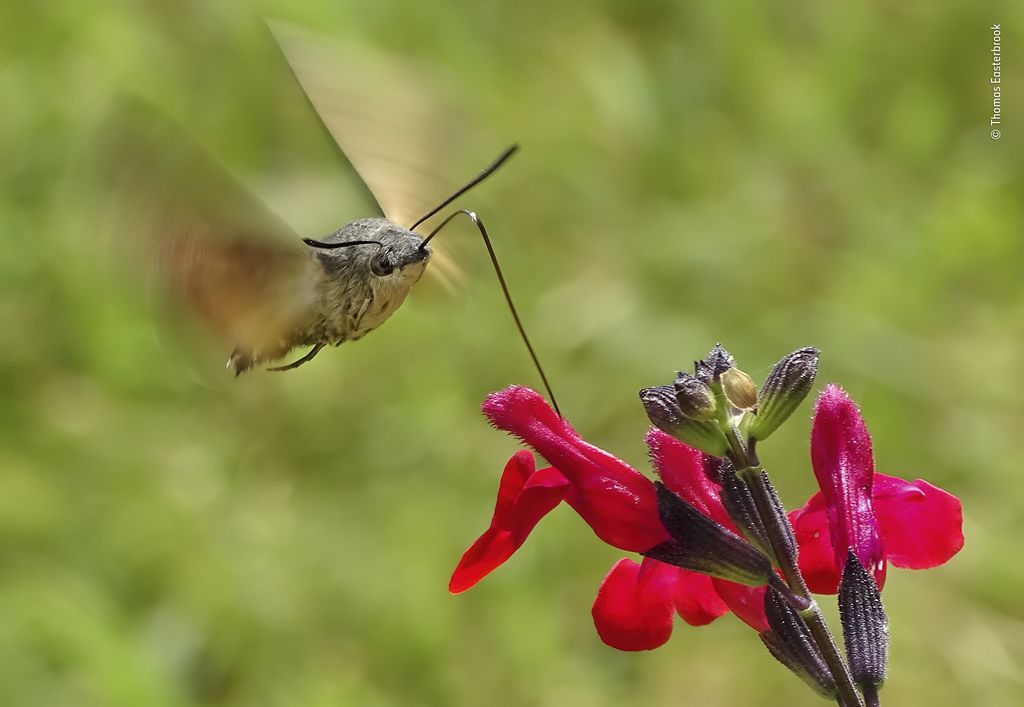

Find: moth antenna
302;238;383;250
420;209;561;416
409;145;519;231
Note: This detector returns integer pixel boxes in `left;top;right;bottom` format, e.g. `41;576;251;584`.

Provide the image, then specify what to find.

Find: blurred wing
100;100;311;356
150;217;309;358
269;21;462;284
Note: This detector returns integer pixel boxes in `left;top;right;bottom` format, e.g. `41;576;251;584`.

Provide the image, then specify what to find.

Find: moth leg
267;343;325;372
228;349;256;377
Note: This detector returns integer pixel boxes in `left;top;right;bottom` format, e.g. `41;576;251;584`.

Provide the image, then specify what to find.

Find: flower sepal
717;461;773;560
643;482;774;587
760;588;837;698
748;347;820;441
838;551;889;696
673;372;718;421
640;386;729;457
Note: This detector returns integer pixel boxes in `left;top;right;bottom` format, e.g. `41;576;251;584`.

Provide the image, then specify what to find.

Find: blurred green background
1;1;1021;705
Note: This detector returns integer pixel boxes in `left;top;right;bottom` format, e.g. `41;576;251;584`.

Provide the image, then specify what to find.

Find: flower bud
639;386;729;457
749;347;820;441
839;551;889;695
695;343;735;383
721;367;758;411
673;373;717;421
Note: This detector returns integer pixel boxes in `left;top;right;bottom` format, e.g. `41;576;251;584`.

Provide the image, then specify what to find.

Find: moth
104;23;559;411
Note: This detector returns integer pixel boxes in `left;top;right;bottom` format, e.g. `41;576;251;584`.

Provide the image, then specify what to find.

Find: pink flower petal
789;495;844;594
671;566;730;626
483;386;668;552
450;529;520;595
450;451;569;593
711;579;768;632
810;385;885;586
592;558;677;650
645;428;734;529
872;474;964;570
790;471;964;593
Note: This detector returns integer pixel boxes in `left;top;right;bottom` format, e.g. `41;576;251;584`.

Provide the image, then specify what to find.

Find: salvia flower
790;384;964;593
451;382;963;656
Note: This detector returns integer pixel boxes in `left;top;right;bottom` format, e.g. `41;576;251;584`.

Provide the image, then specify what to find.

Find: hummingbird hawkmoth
103;22;560;412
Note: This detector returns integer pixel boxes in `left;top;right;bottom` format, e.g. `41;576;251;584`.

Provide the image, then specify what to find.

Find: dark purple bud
839;550;889;695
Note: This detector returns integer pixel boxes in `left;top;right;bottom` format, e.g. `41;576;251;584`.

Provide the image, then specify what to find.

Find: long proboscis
420;209;561;416
409;145;519;231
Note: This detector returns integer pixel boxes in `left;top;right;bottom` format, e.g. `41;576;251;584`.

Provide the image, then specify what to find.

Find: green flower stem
711;397;865;707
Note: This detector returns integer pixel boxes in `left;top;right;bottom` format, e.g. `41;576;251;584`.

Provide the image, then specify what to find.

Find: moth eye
370;252;395;277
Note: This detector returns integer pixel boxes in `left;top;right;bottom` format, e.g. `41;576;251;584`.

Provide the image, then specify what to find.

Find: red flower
469;385;668;553
451;385;963;651
789;384;965;594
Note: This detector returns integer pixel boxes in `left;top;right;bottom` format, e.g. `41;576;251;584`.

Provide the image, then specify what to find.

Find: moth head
306;217;431;288
368;221;431;280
